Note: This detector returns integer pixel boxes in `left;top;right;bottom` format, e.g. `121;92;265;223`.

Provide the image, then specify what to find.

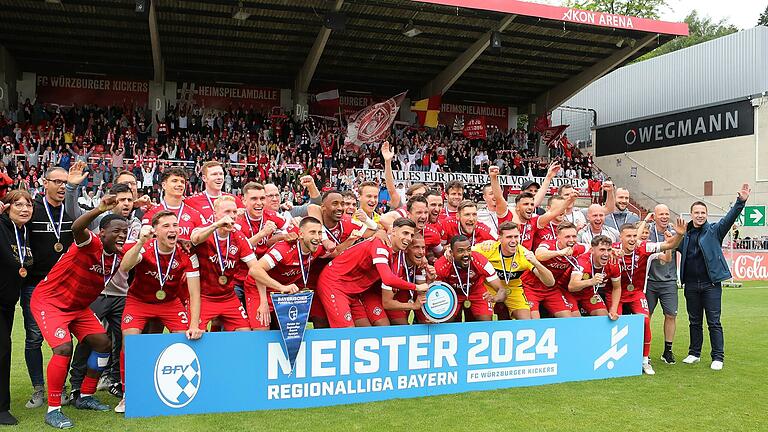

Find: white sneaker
114;397;125;414
682;355;701;364
642;362;656;375
711;360;723;371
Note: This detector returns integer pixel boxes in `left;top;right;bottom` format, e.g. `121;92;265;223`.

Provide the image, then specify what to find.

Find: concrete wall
595;98;768;238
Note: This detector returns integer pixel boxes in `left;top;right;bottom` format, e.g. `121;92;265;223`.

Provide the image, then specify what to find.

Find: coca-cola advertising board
723;249;768;281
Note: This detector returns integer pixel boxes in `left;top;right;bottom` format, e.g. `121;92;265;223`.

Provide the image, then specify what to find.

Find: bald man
645;204;679;365
578;204;619;243
604;187;640;231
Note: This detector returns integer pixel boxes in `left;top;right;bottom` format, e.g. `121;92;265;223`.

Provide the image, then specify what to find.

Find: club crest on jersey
181;213;191;222
54;328;66;339
228;245;238;255
373;307;383;316
124;314;133;323
344;312;352;322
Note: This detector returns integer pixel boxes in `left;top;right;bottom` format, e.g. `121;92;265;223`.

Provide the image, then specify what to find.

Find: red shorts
245;289;328;330
360;288;388;323
122;297;188;332
573;291;607;315
30;299;105;348
199;294;249;331
454;291;494;320
316;275;371;328
607;295;650;317
385;288;415;321
524;288;576;314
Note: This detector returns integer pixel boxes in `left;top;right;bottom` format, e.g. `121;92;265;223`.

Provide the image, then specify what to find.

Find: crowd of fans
0;100;598;208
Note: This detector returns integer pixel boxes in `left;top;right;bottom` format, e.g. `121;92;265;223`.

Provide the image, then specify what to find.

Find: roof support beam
531;33;657;114
294;0;344;102
148;0;164;82
420;14;516;98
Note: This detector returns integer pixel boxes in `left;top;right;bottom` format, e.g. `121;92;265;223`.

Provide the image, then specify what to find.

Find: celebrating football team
0;140;752;429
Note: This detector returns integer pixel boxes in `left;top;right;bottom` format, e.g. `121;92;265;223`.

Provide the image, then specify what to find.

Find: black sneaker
108;382;124;399
661;350;676;364
0;410;18;425
65;388;80;406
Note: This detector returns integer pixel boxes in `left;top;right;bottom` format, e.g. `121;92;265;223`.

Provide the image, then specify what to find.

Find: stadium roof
0;0;688;113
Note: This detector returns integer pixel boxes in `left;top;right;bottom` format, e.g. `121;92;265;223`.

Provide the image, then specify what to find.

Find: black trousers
69;295;125;389
0;304;15;412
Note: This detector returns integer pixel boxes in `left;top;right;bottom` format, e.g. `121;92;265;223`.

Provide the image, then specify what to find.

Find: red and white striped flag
315;89;340;110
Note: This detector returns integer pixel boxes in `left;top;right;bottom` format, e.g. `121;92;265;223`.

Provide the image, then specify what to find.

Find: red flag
533;113;551;133
345;92;406;150
541;125;568;146
462;117;487;140
315;89;340;111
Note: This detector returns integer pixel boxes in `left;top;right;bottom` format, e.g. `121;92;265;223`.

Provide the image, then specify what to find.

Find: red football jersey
322;237;415;295
184;192;244;224
142;202;206;241
434;252;498;297
125;239;199;304
611;241;663;302
571;252;621;299
437;207;458;222
33;232;121;312
526;240;586;294
441;218;496;245
307;216;365;285
531;220;558;250
518;214;539;250
422;223;443;251
236;210;292;258
194;230;256;298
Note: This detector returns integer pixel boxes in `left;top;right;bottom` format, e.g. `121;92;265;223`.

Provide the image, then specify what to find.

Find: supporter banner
722;249;768;281
125;316;643;417
595;100;755;157
345;92;406;149
351;169;588;191
463;117;487;140
310;92;385;117
440;103;508;130
35;75;149;107
176;82;279;111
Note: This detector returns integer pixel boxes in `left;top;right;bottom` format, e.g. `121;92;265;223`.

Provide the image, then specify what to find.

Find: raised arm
381;141;400;209
715;184;749;241
534;162;560;208
71;194;117;245
488;166;507;217
120;224;153;272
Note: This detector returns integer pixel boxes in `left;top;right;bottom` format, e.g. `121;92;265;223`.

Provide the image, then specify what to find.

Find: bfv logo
593;325;629;370
154;343;202;408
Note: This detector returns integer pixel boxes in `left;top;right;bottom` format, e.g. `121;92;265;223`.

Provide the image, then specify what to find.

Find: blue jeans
20;285;44;387
684;281;724;361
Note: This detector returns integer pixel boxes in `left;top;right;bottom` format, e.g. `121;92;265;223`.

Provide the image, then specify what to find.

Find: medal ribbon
324;223;342;244
162;200;185;221
244;212;264;237
153;241;176;289
452;260;471;297
620;249;636;284
213;231;231;276
101;252;119;287
499;245;512;284
43;199;64;242
297;243;311;288
13;224;27;266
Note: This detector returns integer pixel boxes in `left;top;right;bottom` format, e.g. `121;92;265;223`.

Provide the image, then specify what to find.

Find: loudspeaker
490;31;502;48
323;12;346;31
135;0;147;13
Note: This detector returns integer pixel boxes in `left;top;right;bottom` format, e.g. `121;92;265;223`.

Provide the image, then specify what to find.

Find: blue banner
271;291;313;371
125;315;644;418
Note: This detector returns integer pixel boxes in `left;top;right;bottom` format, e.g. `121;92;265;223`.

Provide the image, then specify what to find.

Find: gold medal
463;300;471;309
19;268;27;278
590;295;600;305
218;275;228;285
156;290;167;300
54;242;64;253
627;283;635;292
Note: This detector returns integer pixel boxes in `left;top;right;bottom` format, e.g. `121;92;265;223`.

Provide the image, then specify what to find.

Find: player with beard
184;161;243;223
191;196;264;332
422;190;445;258
578;204;619;243
382;234;436;325
317;218;429;328
477;166;514;238
568;235;621;316
435;235;507;322
440;181;464;221
604;187;640;231
30;196;126;428
236;182;293;258
341;191;358;217
511;192;568;251
441;200;495;246
474;222;555;320
530;222;587;319
608;219;684;375
115;211;204;413
247;217;325;329
142;167;206;240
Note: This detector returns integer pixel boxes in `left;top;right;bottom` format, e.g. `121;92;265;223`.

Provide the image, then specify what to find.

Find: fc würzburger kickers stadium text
265;328;558;399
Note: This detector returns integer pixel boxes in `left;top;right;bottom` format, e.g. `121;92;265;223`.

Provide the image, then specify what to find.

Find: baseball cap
521;180;540;191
